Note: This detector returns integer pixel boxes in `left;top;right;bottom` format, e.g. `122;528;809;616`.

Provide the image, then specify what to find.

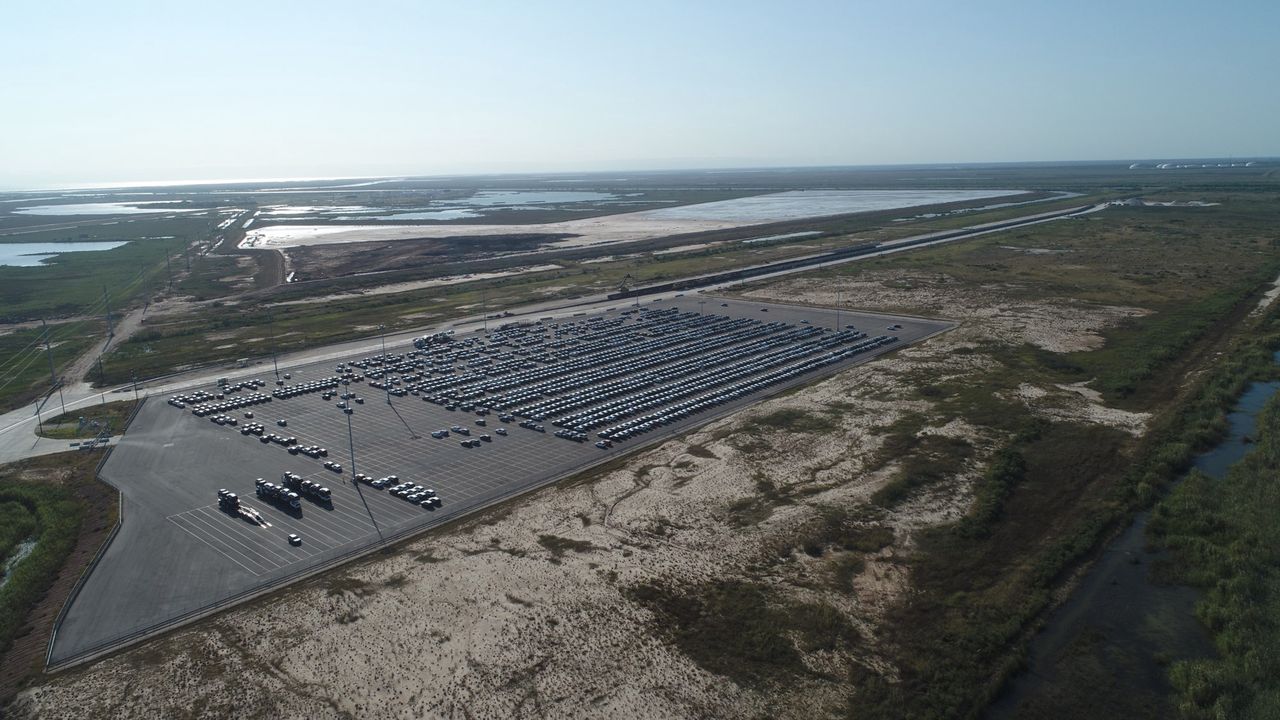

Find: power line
0;343;46;375
0;351;47;393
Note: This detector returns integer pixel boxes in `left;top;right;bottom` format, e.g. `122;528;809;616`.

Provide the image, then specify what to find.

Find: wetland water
12;202;202;216
988;360;1280;717
0;241;128;267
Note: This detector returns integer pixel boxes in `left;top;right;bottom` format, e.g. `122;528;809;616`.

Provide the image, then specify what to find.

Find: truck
220;489;265;524
217;488;239;512
281;471;331;502
255;478;301;510
412;332;453;350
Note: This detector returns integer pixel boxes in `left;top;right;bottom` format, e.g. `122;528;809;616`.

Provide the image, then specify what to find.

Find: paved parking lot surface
51;297;950;663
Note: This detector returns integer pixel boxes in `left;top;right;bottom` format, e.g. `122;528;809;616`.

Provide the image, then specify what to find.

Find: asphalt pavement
49;297;950;664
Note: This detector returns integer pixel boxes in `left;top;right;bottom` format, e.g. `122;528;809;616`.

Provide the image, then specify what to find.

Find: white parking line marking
168;513;271;576
182;509;294;569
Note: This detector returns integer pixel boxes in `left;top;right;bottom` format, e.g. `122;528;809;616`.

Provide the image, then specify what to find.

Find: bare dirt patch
748;272;1149;354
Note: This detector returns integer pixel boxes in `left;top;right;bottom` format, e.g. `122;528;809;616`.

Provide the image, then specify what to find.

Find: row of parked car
389;482;443;509
177;390;272;416
352;473;443;509
272;377;342;400
550;327;868;435
181;308;896;487
597;335;900;441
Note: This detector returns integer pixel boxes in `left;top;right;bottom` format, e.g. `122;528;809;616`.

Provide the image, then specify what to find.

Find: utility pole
835;290;841;332
34;400;42;435
482;288;488;333
103;287;113;338
42;318;66;416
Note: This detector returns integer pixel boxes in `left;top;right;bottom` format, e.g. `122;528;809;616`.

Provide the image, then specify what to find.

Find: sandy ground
239;215;748;252
10;268;1151;720
239;190;1024;252
1252;269;1280;316
272;265;565;307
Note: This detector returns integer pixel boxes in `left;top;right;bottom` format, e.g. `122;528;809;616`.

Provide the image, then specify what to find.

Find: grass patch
781;506;895;559
748;408;838;434
830;554;867;591
629;579;858;686
325;575;373;598
0;322;101;414
36;400;136;440
1074;280;1269;405
685;443;717;459
536;534;595;559
871;434;973;507
725;472;794;526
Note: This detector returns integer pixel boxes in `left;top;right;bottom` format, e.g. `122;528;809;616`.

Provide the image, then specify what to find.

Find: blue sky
1;0;1276;188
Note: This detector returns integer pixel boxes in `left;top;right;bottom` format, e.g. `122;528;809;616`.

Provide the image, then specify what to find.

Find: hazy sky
2;0;1276;188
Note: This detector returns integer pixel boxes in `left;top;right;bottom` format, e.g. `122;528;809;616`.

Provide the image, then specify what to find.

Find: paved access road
49;297;950;664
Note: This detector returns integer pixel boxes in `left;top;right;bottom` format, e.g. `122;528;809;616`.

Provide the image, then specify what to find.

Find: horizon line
4;156;1277;194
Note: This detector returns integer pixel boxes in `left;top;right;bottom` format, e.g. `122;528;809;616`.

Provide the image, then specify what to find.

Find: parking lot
51;296;951;664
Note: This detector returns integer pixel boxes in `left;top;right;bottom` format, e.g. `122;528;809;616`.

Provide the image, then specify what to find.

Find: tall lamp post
343;406;384;543
267;311;281;382
378;324;391;405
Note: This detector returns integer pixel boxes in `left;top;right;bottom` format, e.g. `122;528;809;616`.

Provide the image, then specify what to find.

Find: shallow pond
0;241;128;266
12;202;202;216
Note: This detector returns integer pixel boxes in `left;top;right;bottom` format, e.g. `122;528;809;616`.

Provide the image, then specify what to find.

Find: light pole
835;290;841;331
345;407;358;482
378;324;391;405
266;312;280;381
131;373;140;403
343;407;385;543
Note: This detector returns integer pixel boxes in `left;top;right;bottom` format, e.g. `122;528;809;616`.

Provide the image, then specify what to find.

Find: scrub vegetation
1148;393;1280;719
0;452;118;703
734;191;1280;717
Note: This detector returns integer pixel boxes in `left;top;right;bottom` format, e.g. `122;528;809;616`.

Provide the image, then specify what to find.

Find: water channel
987;354;1280;717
